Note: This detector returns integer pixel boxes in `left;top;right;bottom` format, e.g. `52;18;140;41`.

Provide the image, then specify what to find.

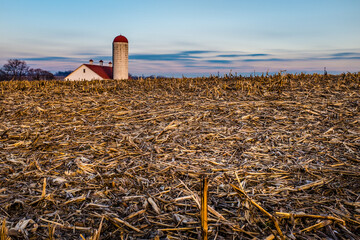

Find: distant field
0;74;359;239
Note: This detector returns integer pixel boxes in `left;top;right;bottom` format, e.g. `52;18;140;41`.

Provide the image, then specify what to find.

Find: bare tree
2;59;29;80
0;69;10;81
28;68;54;80
1;59;55;81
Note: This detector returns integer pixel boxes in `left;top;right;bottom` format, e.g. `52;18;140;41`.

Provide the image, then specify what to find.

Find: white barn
65;60;113;80
65;35;128;80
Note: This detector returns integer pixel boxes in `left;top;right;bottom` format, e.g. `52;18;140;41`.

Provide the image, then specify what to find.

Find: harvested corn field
0;73;359;239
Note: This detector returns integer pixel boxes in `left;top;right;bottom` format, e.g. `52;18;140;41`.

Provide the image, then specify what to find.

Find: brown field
0;73;359;239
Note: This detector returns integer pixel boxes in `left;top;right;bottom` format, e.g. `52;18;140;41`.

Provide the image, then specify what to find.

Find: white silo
112;35;128;80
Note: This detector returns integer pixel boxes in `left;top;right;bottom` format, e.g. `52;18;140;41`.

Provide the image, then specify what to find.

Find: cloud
243;58;292;62
329;56;360;60
22;56;74;61
15;49;360;75
331;52;360;57
89;56;112;61
217;53;270;58
327;52;360;60
22;56;112;63
183;65;238;70
181;50;214;54
129;50;212;61
129;51;272;63
130;53;193;61
206;59;234;64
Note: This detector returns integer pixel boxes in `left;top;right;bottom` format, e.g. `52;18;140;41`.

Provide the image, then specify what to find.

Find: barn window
83;69;86;73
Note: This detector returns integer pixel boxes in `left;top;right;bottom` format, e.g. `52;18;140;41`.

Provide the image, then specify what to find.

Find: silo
112;35;128;80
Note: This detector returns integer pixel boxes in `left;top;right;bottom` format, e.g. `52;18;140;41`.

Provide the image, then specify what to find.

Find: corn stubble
0;73;359;239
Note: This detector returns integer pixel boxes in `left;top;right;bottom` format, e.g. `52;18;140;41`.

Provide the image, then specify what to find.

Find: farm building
65;35;128;80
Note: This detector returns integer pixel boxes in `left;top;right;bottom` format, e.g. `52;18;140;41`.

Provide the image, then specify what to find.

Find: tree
1;59;55;81
2;59;29;80
55;70;72;77
27;68;54;80
0;69;10;81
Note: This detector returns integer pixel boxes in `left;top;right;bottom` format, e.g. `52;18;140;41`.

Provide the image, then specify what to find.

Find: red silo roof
113;35;128;43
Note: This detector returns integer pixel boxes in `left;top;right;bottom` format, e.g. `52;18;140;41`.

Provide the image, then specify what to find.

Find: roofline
65;64;105;80
83;64;112;69
64;64;85;79
84;64;112;79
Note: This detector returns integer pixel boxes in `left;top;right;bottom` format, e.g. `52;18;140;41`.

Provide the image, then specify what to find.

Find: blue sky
0;0;359;77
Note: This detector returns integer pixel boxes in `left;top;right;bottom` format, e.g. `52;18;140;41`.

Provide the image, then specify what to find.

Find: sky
0;0;359;77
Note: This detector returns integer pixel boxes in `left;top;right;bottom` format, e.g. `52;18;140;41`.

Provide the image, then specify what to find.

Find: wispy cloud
206;59;234;64
243;58;293;62
183;64;243;70
182;50;214;54
129;50;213;61
217;53;270;58
89;56;112;61
13;49;360;75
328;56;360;60
130;53;193;61
129;51;273;62
327;52;360;60
22;56;112;63
22;56;74;61
330;52;360;57
19;50;360;65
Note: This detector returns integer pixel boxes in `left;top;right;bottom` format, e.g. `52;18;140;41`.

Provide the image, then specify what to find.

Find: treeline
0;59;54;81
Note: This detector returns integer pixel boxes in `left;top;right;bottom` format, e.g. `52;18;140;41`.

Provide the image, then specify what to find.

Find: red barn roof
84;64;113;79
113;35;128;43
